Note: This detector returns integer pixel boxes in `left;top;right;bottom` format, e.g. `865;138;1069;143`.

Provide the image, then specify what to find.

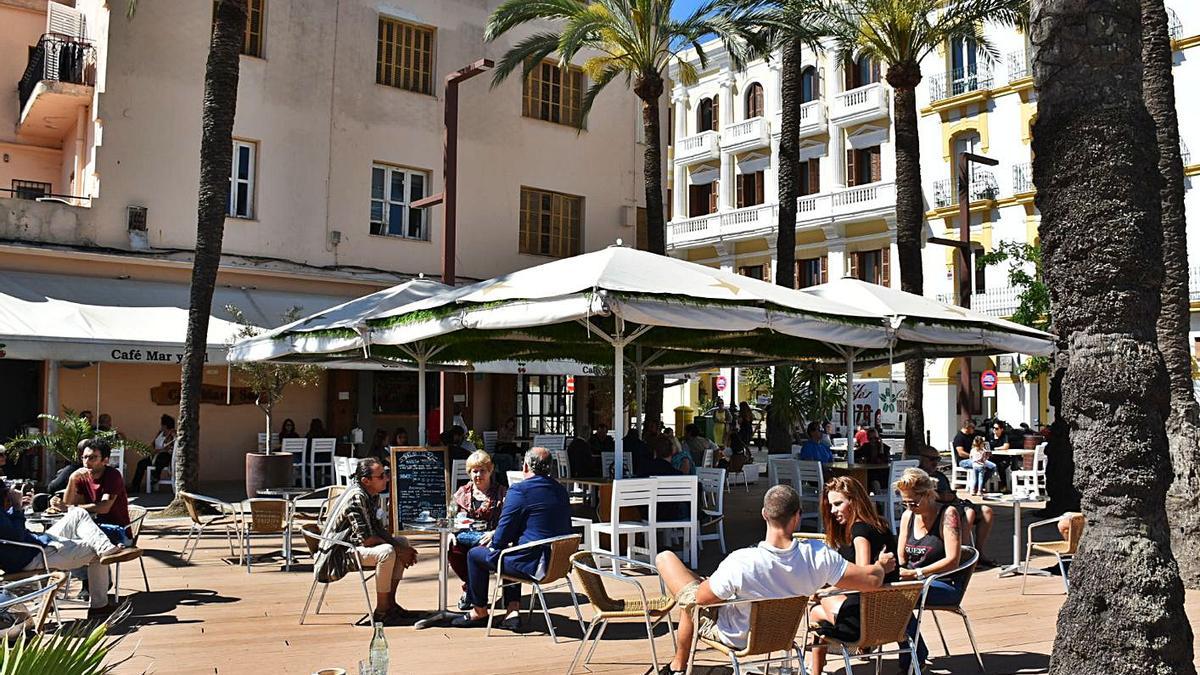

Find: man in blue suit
452;447;571;629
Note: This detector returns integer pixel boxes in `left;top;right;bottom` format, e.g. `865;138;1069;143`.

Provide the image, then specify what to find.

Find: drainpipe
74;105;86;203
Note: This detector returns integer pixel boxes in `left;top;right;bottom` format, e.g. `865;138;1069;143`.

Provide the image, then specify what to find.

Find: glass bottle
369;621;389;673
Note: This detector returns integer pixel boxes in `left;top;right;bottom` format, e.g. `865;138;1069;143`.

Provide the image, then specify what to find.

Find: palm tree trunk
1033;0;1195;671
768;38;803;453
636;72;666;425
167;0;247;512
1143;0;1200;589
887;68;925;453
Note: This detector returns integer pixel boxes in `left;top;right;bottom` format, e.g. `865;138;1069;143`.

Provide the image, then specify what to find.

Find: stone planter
245;452;292;499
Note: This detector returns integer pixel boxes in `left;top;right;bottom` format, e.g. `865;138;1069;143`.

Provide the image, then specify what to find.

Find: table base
998;562;1052;578
414;609;460;629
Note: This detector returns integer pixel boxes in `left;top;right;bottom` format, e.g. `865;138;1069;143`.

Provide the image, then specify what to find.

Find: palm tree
803;0;1024;452
1142;0;1200;589
1032;0;1195;670
484;0;746;424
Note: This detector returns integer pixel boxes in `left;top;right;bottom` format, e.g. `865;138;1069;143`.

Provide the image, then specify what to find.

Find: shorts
676;581;727;646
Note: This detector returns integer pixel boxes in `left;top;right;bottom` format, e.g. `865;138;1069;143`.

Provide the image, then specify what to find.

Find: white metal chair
917;545;985;673
145;459;174;494
257;432;280;452
308;438;337;488
506;470;526;485
551;449;571;479
298;526;377;625
1010;443;1048;499
281;438;309;488
179;491;244;564
531;434;566;452
697;467;727;555
108;445;126;477
333;456;355;486
769;455;798;487
113;504;150;597
874;459;919;532
451;459;470;488
795;459;826;533
485;533;584;643
1022;512;1083;595
653;475;699;567
950;458;974;492
591;478;655;568
701;447;714;468
482;431;498;454
600;451;633;478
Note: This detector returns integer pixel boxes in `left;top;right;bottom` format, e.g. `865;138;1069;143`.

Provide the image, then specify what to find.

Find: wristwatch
915;568;926;580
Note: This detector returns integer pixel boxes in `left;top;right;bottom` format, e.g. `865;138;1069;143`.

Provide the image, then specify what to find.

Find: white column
672;90;689;220
768;61;783;119
718;71;735;128
45;360;59;485
829;60;847;189
613;343;625;478
766;61;782;204
672;89;689;140
827;242;847;278
718;72;736;211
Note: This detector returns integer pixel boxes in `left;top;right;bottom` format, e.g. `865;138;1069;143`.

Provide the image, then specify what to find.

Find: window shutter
762;263;770;281
846;149;857;187
666;188;672;220
47;1;85;37
870;147;882;183
810;159;821;194
881;248;891;286
755;172;765;205
736;174;745;208
844;59;854;90
712;94;720;130
820;255;829;283
849;251;859;279
872;59;881;84
794;260;802;289
709;180;719;213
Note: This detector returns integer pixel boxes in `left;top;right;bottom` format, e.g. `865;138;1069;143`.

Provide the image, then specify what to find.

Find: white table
995;494;1051;578
412;521;460;629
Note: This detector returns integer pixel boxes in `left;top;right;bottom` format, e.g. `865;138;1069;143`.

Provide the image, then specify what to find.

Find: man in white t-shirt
656;485;896;675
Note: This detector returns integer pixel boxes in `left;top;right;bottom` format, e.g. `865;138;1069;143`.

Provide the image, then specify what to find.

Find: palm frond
489;32;562;87
579;64;625;128
484;0;586;42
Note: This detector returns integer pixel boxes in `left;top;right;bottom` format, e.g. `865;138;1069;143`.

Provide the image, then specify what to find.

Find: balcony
1012;162;1034;195
1169;8;1183;41
796;181;897;226
936;286;1022;317
1007;50;1031;83
931;169;999;209
0;195;96;246
18;34;96;140
721;117;771;153
666;203;777;248
674;130;721;165
830;83;889;126
797;100;827;139
928;67;993;103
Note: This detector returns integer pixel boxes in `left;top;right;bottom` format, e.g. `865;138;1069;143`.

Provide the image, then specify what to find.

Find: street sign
980;370;998;391
716;375;728;392
565;375;575;393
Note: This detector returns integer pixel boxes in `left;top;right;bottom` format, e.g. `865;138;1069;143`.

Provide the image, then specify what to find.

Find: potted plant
6;409;149;481
227;305;322;498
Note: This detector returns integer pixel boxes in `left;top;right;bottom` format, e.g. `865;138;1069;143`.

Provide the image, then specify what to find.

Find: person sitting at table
453;447;571;629
64;439;130;545
988;420;1015;492
448;451;507;610
445;426;473;460
654;485;896;675
304;418;327;441
588;422;615;454
669;432;696;476
623;427;651;477
566;436;598;478
367;429;389;463
496;416;520;454
808;476;900;674
797;422;833;463
895;467;964;673
278;418;300;442
853;422;870;448
682;424;717;468
854;428;891;464
917;446;997;567
315;458;417;626
819;421;834;448
966;435;997;496
128;414;174;493
391;427;409;447
49;439;88;494
952;418;977;471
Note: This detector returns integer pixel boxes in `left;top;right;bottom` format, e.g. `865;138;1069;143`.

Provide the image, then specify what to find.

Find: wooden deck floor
90;485;1200;675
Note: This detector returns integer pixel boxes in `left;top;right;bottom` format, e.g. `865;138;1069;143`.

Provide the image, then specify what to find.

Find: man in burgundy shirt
65;439;130;544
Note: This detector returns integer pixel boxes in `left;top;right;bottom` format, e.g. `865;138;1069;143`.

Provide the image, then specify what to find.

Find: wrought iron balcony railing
18;33;96;113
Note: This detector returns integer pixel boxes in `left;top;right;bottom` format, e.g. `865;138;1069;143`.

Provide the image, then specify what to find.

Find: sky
671;0;709;19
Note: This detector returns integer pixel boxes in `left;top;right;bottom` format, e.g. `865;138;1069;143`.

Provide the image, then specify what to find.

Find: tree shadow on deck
104;588;242;635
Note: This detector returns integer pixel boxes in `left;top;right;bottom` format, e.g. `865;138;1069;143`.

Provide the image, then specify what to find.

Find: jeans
958;459;996;492
900;579;964;670
465;545;527;609
29;508;115;609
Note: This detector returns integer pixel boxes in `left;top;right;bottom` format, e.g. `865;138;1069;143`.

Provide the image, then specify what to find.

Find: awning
0;270;357;365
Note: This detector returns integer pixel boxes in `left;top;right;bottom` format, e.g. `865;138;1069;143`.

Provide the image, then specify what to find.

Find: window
974;253;987;294
800;67;818;104
795;256;828;288
227;140;256;219
697;96;718;132
523;61;584;128
744;82;764;119
11;179;51;200
950;37;979;82
845;55;880;90
849;248;890;286
738;264;768;280
736;170;765;208
688;182;718;217
519;187;583;258
376;17;434;94
370;164;429;239
799;158;821;196
213;0;265;57
516;375;574;437
846;145;882;186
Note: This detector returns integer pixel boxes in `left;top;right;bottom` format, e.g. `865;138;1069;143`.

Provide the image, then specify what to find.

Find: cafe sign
150;381;258;406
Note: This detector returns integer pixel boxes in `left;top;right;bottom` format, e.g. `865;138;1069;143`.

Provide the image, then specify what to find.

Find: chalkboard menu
389;446;449;534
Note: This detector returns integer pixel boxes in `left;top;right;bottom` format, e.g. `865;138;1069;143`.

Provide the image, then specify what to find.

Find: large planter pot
245;452;293;499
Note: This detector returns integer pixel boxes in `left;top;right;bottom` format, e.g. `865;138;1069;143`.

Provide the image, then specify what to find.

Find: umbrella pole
418;355;427;446
635;346;644;434
846;351;856;466
614;342;624;478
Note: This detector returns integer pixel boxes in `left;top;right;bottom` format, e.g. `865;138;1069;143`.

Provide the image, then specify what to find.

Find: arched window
845;55;881;90
697;96;719;132
744;82;764;118
800;67;818;104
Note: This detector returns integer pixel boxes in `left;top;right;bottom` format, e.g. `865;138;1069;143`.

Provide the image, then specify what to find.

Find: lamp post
411;58;493;442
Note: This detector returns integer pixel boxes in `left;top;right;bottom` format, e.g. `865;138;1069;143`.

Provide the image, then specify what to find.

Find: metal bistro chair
794;460;825;533
805;581;926;675
298;525;377;625
242;498;290;572
308;437;337;488
333;456;355;486
113;504;150;596
568;551;677;674
108;445;126;477
486;533;584;643
1022;512;1084;595
689;594;811;675
917;545;986;673
0;540;66;626
451;459;470;489
697;467;727;555
0;573;67;636
653;475;699;567
281;437;309;487
591;478;656;569
179;491;244;564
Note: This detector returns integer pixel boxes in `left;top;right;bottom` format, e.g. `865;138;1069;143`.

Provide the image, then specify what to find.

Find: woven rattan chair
0;543;66;628
1022;512;1083;595
920;546;985;672
0;573;66;635
690;594;810;675
567;551;676;674
485;533;584;643
805;582;925;675
242;498;290;573
297;525;377;625
179;491;243;564
112;504;149;597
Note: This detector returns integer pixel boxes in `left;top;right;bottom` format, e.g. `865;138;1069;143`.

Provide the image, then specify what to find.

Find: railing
674;130;720;162
1012;162;1033;194
719;203;775;231
1169;8;1183;40
18;33;96;114
0;187;92;206
1006;50;1031;82
1182;139;1192;167
931;169;999;208
1192;266;1200;302
830;83;888;123
667;212;720;245
928;67;993;102
937;286;1023;317
721;116;769;148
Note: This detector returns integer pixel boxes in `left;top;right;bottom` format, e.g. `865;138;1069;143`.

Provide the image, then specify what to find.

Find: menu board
389;446;449;534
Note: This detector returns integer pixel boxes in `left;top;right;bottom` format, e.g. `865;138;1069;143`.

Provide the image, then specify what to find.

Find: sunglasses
900;497;925;508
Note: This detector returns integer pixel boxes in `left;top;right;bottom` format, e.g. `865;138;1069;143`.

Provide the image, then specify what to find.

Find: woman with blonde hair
808;476;898;673
447;450;507;610
895;467;963;672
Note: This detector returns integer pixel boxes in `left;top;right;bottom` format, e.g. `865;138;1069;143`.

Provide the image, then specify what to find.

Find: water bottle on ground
369;622;389;673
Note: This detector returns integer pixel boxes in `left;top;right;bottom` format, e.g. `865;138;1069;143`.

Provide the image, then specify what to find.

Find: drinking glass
357;661;377;675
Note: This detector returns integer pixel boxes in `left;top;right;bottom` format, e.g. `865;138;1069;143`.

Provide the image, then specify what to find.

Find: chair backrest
451;459;469;487
334;456;355;485
127;504;148;545
245;498;287;532
701;447;713;468
506;470;526;486
738;595;811;657
697;467;726;515
794;460;824;498
482;431;498;453
310;437;337;457
532;434;565;452
851;582;926;649
539;534;582;584
550;449;571;479
179;492;204;526
257;432;280;452
654;475;698;520
569;551;623;611
600;451;633;478
609;478;655;519
108;446;125;475
1033;443;1048;471
281;437;307;457
769;456;798;486
1061;513;1085;553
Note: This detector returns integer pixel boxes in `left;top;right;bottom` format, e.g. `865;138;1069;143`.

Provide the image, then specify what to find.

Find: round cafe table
995;494;1051;579
411;519;469;629
255;487;313;568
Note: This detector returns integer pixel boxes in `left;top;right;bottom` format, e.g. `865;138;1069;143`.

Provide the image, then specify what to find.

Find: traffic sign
980;370;998;391
716;375;728;392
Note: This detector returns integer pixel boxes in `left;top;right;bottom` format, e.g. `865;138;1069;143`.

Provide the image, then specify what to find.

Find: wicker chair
567;551;677;674
1022;512;1083;595
485;533;584;643
242;498;290;572
112;504;149;597
692;594;811;675
0;542;65;627
0;573;67;636
179;491;244;564
918;545;985;673
297;525;377;625
806;582;925;675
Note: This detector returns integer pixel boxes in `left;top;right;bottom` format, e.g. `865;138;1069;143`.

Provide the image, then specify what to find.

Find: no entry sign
980;370;998;391
716;375;728;392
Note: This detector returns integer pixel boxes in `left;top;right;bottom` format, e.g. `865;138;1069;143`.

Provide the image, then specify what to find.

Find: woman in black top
808;476;898;674
896;467;964;672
